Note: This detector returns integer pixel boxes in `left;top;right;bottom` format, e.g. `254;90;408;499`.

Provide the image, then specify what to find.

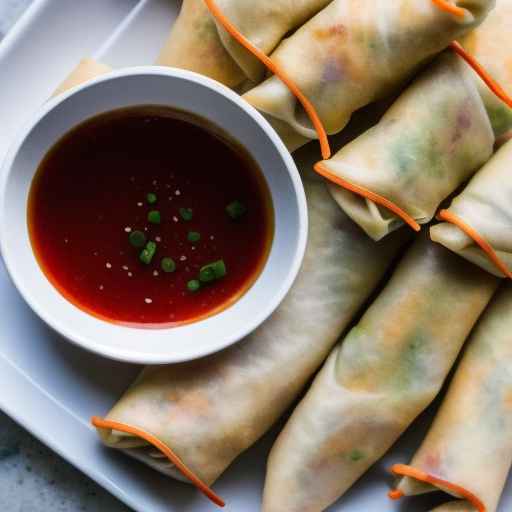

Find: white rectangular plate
0;1;510;511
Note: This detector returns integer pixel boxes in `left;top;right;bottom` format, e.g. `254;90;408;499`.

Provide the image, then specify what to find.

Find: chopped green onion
199;266;216;283
139;241;157;265
147;210;161;224
179;207;193;221
146;192;157;204
161;257;176;273
129;230;146;248
187;231;201;243
226;200;247;220
187;279;201;293
199;260;227;283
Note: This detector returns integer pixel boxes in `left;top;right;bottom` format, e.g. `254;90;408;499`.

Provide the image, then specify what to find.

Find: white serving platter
0;1;510;511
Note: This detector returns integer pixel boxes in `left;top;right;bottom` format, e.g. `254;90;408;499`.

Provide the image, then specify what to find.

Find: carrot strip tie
390;464;486;512
438;209;512;279
314;162;421;232
388;489;404;500
203;0;331;159
432;0;466;17
91;416;225;508
451;41;512;109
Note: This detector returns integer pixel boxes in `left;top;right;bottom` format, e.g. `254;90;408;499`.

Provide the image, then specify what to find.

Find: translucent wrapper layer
430;139;512;277
392;284;512;512
460;0;512;138
157;0;331;87
243;0;493;149
52;58;111;97
319;52;493;241
94;177;407;486
262;236;498;512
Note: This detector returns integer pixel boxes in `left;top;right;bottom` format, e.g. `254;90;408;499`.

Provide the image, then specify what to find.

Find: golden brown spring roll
390;284;512;512
52;58;111;97
430;139;512;278
243;0;493;151
262;235;498;512
157;0;332;87
93;175;407;487
317;52;493;241
460;0;512;139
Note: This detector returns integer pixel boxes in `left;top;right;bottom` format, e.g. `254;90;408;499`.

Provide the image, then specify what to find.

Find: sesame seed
180;255;187;261
137;202;143;207
155;236;162;242
173;216;178;222
145;298;153;304
122;265;129;271
64;238;69;244
106;263;112;269
128;272;133;277
153;270;159;277
99;285;104;290
152;180;157;186
191;246;196;251
124;227;132;233
210;235;215;240
175;190;181;196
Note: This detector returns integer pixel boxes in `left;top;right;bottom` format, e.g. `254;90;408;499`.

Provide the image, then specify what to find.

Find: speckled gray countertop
0;2;129;511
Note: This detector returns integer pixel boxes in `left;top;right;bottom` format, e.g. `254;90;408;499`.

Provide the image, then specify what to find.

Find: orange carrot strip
314;162;421;232
451;41;512;109
91;416;225;508
389;464;486;512
432;0;466;17
203;0;331;159
438;209;512;279
388;489;404;500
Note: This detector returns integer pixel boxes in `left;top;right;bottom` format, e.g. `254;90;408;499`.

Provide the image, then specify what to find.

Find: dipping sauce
28;106;273;327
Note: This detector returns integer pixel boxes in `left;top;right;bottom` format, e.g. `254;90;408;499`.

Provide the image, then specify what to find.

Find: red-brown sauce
28;106;273;327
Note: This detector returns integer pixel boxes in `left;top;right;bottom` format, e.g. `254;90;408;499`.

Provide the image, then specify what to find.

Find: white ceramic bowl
0;66;307;364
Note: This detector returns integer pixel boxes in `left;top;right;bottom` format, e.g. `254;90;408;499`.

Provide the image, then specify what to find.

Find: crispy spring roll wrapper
94;177;408;486
157;0;245;88
242;0;493;150
262;237;498;512
430;140;512;278
52;58;112;97
319;52;494;241
460;0;512;139
213;0;333;82
157;0;332;88
391;284;512;512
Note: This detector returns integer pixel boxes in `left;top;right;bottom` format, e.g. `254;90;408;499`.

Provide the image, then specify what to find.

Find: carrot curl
450;41;512;109
436;210;512;279
203;0;331;159
432;0;466;17
314;162;421;232
389;464;486;512
91;416;225;507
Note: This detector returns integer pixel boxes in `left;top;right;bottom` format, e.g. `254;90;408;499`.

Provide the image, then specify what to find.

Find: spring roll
390;284;512;512
262;236;498;512
317;52;493;241
52;58;111;97
157;0;332;88
242;0;493;151
430;139;512;278
93;176;407;487
460;0;512;139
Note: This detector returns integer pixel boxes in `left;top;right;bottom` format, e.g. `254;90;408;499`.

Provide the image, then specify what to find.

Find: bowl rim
0;65;308;364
